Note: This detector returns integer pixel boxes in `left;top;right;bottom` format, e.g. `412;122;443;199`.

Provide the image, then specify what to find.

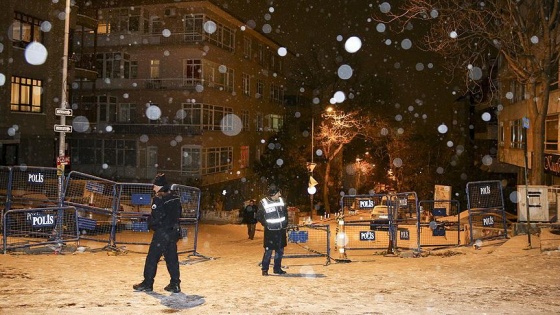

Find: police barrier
466;180;509;244
6;166;60;211
284;224;331;265
418;200;462;248
1;166;63;252
3;206;79;254
338;193;464;256
62;171;117;249
387;192;419;251
0;166;10;248
1;169;203;254
337;194;393;257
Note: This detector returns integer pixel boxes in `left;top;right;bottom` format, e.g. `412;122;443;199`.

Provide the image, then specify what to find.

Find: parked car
370;205;389;223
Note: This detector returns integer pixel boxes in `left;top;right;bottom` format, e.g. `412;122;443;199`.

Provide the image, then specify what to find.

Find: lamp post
307;118;317;219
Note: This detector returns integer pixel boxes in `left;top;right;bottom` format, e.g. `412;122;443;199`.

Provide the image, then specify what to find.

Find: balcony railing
85;30;233;52
110;124;203;135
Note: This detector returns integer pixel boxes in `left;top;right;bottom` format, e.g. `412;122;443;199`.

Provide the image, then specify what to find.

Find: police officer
257;184;288;276
133;173;182;293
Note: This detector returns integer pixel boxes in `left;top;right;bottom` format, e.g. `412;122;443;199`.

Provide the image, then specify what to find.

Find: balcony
71;54;98;81
82;30;232;51
111;124;203;135
81;77;229;92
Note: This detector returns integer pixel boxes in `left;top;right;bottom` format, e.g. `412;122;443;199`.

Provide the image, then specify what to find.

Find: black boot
133;281;153;292
164;282;181;293
273;269;287;275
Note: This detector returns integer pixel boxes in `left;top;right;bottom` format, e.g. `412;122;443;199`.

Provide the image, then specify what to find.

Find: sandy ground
1;222;559;315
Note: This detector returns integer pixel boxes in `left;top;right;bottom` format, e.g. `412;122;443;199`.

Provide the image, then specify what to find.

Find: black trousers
143;231;180;285
247;223;256;239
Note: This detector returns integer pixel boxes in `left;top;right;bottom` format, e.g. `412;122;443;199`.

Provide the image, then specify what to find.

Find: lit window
12;12;43;48
10;76;42;113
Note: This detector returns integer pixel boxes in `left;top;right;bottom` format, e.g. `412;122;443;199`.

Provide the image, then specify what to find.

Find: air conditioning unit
164;7;177;17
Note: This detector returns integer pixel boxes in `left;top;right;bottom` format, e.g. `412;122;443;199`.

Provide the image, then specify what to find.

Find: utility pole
56;0;72;201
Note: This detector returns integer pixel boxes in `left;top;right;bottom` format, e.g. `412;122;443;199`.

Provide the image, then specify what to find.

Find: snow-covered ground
0;222;559;314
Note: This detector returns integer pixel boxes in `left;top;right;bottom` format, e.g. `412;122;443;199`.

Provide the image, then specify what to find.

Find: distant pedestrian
133;173;182;293
257;184;288;276
242;199;258;239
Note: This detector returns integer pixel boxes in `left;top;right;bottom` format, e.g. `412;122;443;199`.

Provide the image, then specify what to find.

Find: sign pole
522;117;531;248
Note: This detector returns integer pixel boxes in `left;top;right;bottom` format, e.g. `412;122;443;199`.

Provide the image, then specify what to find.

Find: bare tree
315;110;362;213
376;1;560;184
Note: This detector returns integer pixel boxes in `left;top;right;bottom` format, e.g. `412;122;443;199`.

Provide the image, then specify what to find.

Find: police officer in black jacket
133;173;182;293
257;184;288;276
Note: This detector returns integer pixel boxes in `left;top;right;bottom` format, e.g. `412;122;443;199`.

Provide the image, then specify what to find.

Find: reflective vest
261;197;286;230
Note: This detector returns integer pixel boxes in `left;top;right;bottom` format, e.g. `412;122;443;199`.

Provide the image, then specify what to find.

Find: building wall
0;1;68;166
69;1;291;189
497;98;533;169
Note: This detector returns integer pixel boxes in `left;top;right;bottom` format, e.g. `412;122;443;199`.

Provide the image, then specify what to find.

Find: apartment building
497;59;560;185
1;1;64;166
69;1;290;204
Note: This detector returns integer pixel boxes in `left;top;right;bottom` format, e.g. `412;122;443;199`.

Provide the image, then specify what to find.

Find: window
510;119;524;149
150;59;160;79
181;146;233;176
118;103;136;123
183;59;202;86
10;76;42;113
150;16;163;34
12;12;43;48
219;67;234;92
546;115;559;151
242;73;251;96
204;147;233;174
508;81;526;103
206;18;234;52
257;44;264;66
269;83;284;104
256;112;263;131
98;8;147;34
96;52;135;79
184;14;204;42
98;95;118;123
243;37;252;58
181;103;233;130
498;121;504;147
241;110;249;131
256;80;264;99
80;95;118;125
240;146;249;169
70;139;137;167
147;146;158;168
182;145;202;176
187;60;235;89
267;114;284;132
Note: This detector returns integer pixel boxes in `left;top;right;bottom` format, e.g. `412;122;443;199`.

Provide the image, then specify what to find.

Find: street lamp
307;116;318;217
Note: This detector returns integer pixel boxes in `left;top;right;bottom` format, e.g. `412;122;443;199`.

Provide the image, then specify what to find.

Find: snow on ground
1;222;559;315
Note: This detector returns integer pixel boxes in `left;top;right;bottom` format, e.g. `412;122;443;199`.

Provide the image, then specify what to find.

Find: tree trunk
529;81;549;185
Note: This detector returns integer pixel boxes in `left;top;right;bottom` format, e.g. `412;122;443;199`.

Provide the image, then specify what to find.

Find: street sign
54;125;72;133
55;108;73;116
56;156;70;165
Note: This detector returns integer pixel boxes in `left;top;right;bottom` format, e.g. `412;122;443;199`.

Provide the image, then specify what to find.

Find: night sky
215;0;461;127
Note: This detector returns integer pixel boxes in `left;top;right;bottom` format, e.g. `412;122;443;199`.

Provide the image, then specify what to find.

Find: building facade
1;1;65;166
70;1;290;207
1;1;295;211
497;58;560;185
